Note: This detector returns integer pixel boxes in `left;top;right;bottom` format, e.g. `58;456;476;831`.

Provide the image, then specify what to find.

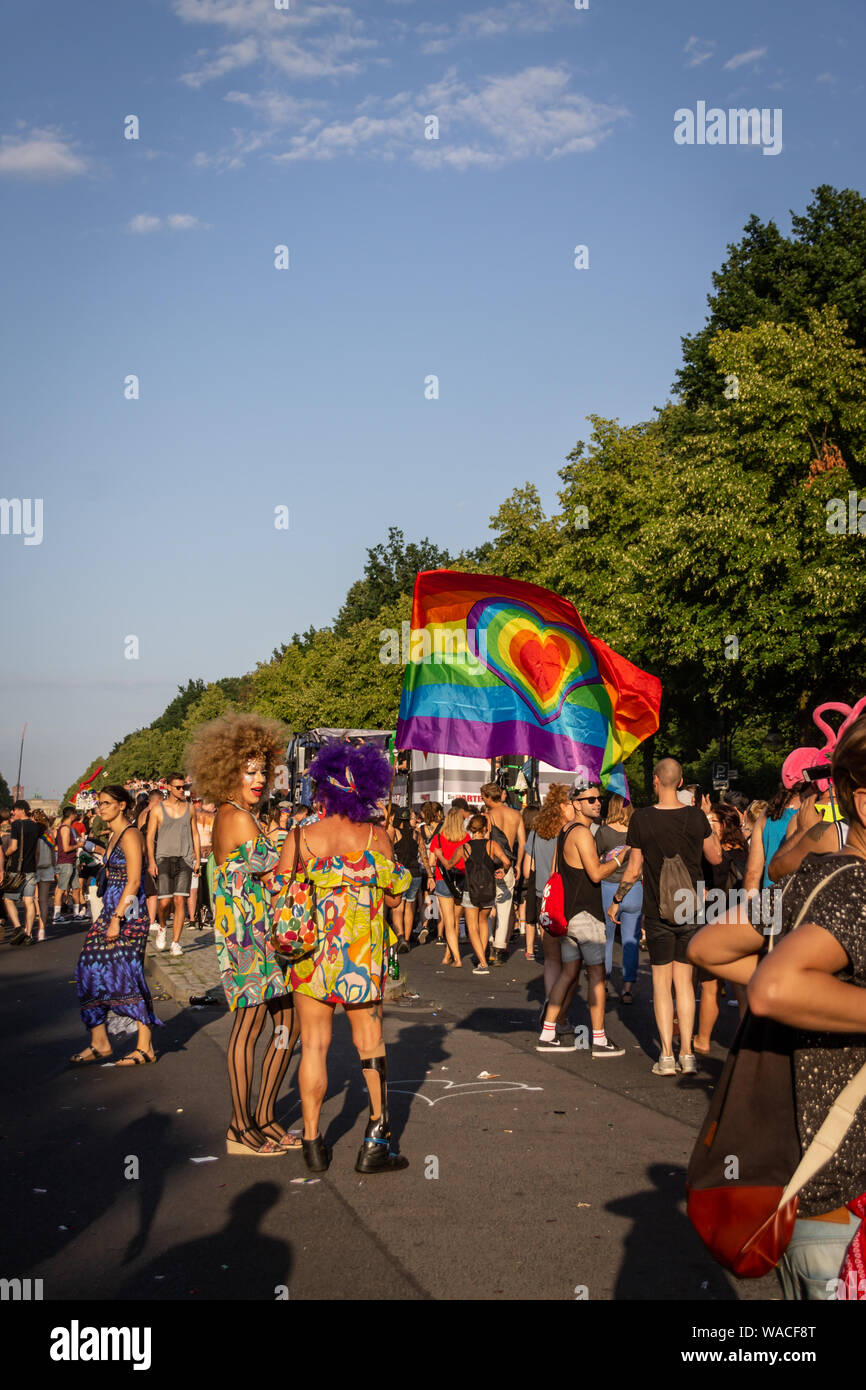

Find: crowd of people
2;711;865;1300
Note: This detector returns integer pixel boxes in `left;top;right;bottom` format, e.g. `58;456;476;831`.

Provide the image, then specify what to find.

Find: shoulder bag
686;861;865;1277
268;826;318;963
538;827;575;936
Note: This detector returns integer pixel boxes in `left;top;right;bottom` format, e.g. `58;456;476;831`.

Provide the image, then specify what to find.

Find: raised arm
687;903;766;986
742;812;766;893
747;921;861;1030
566;824;623;883
768;820;839;882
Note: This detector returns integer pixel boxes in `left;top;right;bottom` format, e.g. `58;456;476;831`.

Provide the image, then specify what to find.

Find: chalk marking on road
387;1080;544;1107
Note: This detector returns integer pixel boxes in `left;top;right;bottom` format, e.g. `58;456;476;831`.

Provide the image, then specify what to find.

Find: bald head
654;757;683;789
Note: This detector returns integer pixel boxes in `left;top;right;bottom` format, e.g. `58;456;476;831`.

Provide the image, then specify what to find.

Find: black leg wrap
360;1055;389;1142
356;1054;408;1173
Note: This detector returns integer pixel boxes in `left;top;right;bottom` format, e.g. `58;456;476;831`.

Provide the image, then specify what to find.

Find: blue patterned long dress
75;830;161;1031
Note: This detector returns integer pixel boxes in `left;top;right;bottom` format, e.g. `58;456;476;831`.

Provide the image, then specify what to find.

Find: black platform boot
302;1135;331;1171
355;1056;409;1173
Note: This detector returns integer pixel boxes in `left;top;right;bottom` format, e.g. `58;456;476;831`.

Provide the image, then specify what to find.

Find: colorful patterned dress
211;834;290;1010
76;831;160;1031
289;829;412;1005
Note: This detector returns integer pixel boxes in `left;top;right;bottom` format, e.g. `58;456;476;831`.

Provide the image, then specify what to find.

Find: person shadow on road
116;1182;292;1301
605;1162;743;1300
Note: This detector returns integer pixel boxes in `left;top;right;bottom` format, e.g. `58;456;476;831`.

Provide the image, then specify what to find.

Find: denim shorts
563;912;607;967
404;875;422;903
777;1212;861;1301
7;871;38;900
157;857;192;899
56;862;75;892
461;891;494;910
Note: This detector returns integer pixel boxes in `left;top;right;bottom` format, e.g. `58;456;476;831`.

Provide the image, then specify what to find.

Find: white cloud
225;89;324;125
267;66;627;168
723;47;767;70
0;127;88;179
816;72;837;85
166;212;211;229
180;37;258;88
173;0;377;85
128;213;163;234
684;36;715;68
127;212;211;233
418;0;575;53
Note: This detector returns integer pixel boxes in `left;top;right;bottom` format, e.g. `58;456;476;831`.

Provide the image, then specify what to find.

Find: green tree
333;527;451;635
0;770;13;805
150;679;208;732
677;185;866;408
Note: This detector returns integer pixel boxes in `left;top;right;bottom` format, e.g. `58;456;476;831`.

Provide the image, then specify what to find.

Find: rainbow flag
396;571;661;793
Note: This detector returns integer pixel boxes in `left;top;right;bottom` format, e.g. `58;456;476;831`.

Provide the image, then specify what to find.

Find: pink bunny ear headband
781;699;866;790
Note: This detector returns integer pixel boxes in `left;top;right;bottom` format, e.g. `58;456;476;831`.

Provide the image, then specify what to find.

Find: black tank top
395;826;421;875
558;826;603;921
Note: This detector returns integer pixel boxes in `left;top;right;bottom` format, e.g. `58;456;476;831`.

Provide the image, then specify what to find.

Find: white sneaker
155;928;167;951
170;941;182;957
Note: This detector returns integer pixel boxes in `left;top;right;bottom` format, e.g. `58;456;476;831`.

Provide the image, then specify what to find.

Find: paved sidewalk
145;924;222;1005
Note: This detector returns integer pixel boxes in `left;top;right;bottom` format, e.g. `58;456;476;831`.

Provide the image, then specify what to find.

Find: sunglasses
574;795;602;804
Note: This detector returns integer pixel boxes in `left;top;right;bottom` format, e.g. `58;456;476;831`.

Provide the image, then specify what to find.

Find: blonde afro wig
185;713;287;806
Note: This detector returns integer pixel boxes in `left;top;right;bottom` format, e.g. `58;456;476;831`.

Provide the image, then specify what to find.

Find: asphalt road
0;921;780;1302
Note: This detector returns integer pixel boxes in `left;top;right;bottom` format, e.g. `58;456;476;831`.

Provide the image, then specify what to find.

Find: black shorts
157;857;192;900
643;916;697;966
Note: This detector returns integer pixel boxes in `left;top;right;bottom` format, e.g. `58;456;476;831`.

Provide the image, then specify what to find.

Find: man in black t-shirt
2;800;42;944
610;759;722;1075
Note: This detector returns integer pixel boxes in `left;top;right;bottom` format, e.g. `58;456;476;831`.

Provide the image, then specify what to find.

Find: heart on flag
467;599;599;723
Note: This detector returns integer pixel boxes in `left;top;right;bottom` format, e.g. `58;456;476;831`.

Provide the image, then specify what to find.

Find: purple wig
308;740;393;823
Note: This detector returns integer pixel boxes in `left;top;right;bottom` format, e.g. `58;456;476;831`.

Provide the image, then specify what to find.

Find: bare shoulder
371;825;395;858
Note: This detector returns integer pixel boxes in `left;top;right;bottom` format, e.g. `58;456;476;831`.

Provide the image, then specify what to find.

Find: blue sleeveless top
761;807;797;888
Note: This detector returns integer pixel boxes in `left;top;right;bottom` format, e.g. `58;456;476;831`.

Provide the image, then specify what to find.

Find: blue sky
1;0;864;796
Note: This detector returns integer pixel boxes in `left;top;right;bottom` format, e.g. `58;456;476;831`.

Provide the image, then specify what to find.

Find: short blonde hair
441;806;469;840
605;794;633;827
185;714;287;807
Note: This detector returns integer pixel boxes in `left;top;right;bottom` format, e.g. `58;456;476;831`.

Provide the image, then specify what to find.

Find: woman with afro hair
274;739;412;1174
186;714;300;1157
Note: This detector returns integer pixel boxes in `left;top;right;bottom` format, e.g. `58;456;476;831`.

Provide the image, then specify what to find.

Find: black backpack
465;841;496;907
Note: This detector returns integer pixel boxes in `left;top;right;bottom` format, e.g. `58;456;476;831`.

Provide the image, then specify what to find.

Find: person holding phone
71;786;160;1066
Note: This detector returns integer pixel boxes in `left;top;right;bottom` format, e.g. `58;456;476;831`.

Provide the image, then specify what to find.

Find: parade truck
286;730;581;810
285;728;394;805
408;752;582;808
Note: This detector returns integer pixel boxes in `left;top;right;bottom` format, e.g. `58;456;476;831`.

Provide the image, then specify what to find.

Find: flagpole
15;724;26;800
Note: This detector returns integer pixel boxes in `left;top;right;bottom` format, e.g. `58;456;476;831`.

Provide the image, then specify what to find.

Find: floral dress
76;830;160;1031
288;827;412;1005
211;833;290;1011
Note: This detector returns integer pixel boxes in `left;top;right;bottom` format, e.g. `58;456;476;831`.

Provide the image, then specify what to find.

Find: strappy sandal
115;1048;157;1066
257;1123;303;1151
226;1125;286;1157
70;1046;113;1065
